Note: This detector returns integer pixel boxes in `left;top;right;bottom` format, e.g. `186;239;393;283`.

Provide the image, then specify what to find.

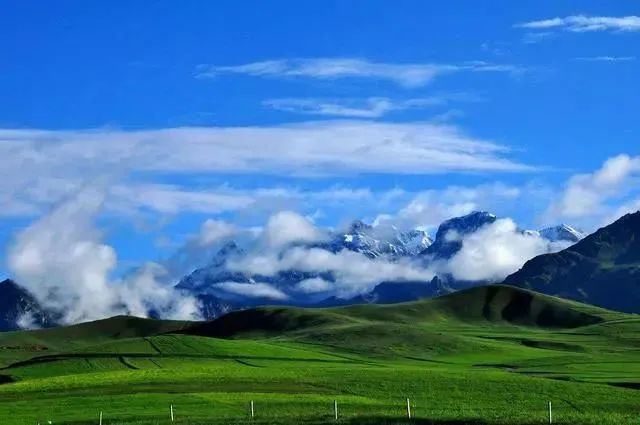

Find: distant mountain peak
424;211;498;259
539;224;586;243
398;229;433;255
346;219;373;234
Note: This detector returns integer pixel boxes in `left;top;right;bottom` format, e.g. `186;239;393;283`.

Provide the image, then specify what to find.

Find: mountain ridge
504;211;640;313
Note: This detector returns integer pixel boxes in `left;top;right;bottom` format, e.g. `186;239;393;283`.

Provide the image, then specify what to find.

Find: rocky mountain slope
0;279;56;331
504;211;640;313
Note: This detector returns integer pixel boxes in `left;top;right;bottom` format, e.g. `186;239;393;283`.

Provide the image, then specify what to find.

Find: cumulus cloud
544;155;640;226
441;218;570;282
374;183;523;231
7;186;202;325
196;219;237;246
197;58;522;88
516;15;640;32
263;211;328;248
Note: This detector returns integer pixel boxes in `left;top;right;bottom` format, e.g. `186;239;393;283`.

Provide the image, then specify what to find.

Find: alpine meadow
1;2;639;425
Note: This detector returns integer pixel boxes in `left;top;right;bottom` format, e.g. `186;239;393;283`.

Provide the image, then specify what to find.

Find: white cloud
574;56;636;62
197;58;522;88
442;218;569;282
263;211;328;248
544;154;640;225
109;184;255;215
1;121;533;176
0;121;535;218
375;183;523;231
212;282;289;300
263;97;455;118
606;198;640;225
522;31;556;44
294;277;333;294
217;209;436;298
7;186;202;325
229;246;433;298
516;15;640;32
196;219;237;246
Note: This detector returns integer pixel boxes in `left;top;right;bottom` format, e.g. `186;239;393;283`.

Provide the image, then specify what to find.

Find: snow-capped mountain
175;211;586;318
176;241;251;294
175;219;437;315
539;224;586;243
398;229;434;255
422;211;497;259
329;220;432;258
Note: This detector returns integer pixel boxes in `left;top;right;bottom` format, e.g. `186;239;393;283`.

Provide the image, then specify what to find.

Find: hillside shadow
0;374;14;385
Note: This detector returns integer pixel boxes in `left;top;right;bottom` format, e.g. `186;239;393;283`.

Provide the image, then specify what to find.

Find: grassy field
0;285;639;424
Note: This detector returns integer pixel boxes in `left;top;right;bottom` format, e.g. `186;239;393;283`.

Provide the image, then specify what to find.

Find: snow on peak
539;224;586;243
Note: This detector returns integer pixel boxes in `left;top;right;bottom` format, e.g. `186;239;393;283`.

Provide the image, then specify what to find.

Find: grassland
0;285;639;424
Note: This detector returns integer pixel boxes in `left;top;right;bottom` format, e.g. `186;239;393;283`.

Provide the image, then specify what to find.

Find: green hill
185;285;608;339
180;285;621;359
504;211;640;313
0;315;191;366
0;285;638;425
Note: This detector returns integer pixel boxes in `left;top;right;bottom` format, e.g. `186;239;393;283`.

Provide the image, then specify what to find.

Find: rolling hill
184;285;608;340
504;211;640;313
0;285;639;424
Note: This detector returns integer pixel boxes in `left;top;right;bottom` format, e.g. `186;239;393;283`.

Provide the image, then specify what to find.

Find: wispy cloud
262;96;472;118
574;56;636;62
521;31;556;44
197;58;523;88
516;15;640;33
0;122;535;219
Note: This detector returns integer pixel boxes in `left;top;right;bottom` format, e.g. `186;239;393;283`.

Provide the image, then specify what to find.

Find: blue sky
1;1;639;279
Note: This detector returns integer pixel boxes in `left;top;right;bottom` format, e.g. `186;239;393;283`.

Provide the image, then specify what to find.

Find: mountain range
176;211;583;308
6;209;632;331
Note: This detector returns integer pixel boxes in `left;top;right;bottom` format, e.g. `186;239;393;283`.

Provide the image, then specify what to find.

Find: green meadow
0;285;639;425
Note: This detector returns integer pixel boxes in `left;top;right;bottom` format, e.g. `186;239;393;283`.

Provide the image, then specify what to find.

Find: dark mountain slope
0;279;55;331
504;211;640;313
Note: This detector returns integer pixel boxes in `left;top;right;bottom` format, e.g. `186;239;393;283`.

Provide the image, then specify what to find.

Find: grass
0;285;639;424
